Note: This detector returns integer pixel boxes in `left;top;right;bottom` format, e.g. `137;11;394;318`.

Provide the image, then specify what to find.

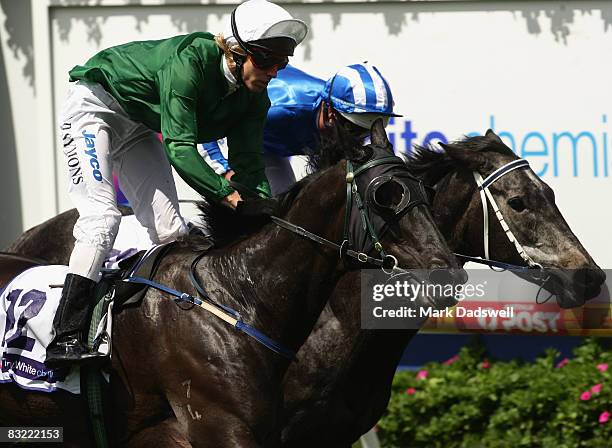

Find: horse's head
203;120;464;309
357;121;460;269
292;119;464;308
430;129;605;308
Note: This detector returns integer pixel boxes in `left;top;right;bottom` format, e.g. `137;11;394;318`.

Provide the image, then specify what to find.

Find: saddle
0;243;172;395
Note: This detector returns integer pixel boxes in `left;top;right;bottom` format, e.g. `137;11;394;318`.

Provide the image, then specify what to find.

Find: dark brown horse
0;253;44;289
1;122;460;446
278;130;606;447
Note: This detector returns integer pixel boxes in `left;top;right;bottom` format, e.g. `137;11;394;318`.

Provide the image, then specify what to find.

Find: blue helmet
322;63;401;129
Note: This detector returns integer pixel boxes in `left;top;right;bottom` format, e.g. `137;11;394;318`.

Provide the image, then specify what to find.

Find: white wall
0;0;35;247
2;0;611;267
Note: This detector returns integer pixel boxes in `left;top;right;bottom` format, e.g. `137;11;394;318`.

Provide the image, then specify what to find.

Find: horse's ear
370;118;391;150
440;142;487;171
485;129;504;144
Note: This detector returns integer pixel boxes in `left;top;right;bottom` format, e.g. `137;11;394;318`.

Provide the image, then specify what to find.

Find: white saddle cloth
0;215;157;394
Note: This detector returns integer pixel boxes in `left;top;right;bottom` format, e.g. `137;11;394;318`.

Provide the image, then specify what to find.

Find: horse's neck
434;171;482;258
328;270;418;372
201;174;347;351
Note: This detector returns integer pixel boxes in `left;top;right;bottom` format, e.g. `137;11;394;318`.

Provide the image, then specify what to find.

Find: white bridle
472;159;543;270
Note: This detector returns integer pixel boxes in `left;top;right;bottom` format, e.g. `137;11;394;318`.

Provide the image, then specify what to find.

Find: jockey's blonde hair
215;34;246;77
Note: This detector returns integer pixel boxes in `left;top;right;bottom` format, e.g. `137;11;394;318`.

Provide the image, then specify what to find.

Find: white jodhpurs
200;143;297;195
59;80;189;281
263;153;296;196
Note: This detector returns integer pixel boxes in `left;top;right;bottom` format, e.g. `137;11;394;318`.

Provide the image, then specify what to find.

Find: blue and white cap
323;63;401;129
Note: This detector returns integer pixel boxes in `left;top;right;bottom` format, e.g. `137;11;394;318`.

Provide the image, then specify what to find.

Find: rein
181;153;426;360
138;152;428;360
271;216;398;274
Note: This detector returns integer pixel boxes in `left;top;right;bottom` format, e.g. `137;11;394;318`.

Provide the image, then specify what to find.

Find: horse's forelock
407;134;516;185
308;120;365;172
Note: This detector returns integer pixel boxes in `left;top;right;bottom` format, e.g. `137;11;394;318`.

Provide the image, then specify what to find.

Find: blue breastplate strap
123;276;297;360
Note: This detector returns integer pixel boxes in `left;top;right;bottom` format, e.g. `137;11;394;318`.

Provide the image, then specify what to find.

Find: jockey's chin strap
454;159;544;274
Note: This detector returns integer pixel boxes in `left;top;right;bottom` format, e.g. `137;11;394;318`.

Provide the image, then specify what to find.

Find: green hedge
377;339;611;448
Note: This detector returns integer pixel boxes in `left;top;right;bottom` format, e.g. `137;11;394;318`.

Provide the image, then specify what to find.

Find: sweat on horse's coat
0;120;458;447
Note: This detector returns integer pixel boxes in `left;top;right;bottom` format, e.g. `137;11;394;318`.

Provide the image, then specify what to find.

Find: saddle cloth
0;215;162;394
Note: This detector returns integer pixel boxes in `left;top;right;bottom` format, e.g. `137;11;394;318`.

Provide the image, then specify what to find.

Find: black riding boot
45;273;103;368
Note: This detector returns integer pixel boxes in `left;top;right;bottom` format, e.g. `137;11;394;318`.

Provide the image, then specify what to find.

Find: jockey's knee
70;213;121;280
74;214;121;251
148;217;189;245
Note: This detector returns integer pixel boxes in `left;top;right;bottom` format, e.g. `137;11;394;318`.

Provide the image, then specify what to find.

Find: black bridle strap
271;216;395;269
352;182;386;256
343;160;354;247
352;156;405;176
345;157;406;256
453;253;530;271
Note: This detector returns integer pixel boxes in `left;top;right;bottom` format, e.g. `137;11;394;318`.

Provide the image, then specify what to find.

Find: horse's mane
407;134;515;186
190;175;311;249
190;138;368;249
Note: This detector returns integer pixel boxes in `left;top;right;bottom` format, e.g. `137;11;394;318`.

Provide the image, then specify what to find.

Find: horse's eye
508;197;526;212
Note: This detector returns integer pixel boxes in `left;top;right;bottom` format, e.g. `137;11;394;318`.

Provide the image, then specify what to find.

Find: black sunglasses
231;10;289;71
248;45;289;70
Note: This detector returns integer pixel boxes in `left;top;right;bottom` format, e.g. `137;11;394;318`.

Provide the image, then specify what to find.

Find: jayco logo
83;130;103;182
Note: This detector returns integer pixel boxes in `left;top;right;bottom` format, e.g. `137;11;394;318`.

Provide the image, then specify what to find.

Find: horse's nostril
454;268;468;284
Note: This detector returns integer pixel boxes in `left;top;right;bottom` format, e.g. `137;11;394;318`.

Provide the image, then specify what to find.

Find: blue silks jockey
200;63;402;194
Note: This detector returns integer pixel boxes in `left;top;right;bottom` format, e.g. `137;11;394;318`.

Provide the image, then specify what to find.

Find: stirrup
45;336;105;368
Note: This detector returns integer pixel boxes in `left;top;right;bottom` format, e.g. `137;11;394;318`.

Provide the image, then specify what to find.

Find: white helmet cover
224;0;308;49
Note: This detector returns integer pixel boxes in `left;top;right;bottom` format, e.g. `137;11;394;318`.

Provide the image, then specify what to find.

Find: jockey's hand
223;169;235;181
222;190;242;210
235;197;279;218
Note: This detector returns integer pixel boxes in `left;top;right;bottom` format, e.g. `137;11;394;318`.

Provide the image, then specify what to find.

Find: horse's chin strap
460;159;543;272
